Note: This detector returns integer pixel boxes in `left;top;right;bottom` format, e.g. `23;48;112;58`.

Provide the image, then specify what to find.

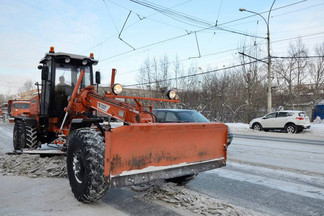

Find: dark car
153;109;233;145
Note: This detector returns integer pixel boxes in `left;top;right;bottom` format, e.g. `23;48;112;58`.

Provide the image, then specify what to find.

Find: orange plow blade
105;123;228;187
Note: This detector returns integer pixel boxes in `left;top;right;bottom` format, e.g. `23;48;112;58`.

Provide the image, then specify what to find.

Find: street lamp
239;0;276;113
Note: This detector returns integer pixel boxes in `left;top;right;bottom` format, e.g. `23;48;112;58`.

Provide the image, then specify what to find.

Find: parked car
249;110;311;133
153;109;233;145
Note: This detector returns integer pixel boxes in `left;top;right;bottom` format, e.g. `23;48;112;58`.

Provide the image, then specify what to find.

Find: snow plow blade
105;123;228;187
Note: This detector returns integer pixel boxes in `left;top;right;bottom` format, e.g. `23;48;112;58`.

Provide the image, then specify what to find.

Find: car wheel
252;123;262;131
285;124;297;134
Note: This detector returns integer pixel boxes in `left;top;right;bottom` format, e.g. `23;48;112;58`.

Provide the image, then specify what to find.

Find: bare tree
236;40;265;122
308;42;324;118
288;38;308;105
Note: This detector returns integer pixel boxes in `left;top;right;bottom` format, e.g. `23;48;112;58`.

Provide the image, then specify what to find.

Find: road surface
1;122;323;215
189;134;324;216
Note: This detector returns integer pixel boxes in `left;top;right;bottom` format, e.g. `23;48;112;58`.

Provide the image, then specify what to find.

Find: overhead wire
130;0;265;39
124;60;259;87
93;0;321;79
83;0;192;54
111;30;324;76
215;0;223;26
96;0;309;63
86;0;308;58
102;0;120;34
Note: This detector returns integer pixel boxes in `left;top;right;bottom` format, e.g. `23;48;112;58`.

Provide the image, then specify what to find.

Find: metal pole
239;0;276;113
266;26;272;113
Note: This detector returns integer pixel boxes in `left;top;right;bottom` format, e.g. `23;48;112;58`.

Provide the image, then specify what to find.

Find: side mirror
41;66;49;81
37;65;43;70
262;117;267;119
95;71;101;84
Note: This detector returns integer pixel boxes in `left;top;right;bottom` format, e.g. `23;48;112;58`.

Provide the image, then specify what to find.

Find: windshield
55;64;91;92
177;111;210;122
14;103;30;109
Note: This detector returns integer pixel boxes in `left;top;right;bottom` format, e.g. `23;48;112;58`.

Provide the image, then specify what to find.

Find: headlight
166;90;176;100
65;57;70;63
82;59;88;65
112;83;123;95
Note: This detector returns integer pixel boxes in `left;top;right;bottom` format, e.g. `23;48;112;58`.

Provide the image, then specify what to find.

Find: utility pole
239;0;276;113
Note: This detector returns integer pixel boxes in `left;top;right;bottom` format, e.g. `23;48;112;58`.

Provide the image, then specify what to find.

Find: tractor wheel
25;126;38;149
13;120;26;150
67;128;109;202
166;174;196;186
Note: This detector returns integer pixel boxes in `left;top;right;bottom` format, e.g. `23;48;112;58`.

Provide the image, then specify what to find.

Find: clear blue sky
1;0;324;94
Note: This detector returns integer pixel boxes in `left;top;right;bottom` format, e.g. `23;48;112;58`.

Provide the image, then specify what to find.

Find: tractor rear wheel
13;120;26;150
67;128;109;202
25;126;38;149
166;174;196;186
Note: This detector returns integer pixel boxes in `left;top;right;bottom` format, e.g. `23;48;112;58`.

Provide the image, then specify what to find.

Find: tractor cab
38;47;98;125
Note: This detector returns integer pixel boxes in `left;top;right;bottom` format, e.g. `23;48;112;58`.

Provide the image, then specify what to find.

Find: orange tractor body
12;47;228;202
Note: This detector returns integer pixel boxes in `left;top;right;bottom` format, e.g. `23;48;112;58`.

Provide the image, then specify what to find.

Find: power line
97;1;310;63
272;31;324;43
83;0;192;54
87;0;308;59
99;29;324;74
97;29;324;79
102;0;120;34
272;55;324;59
217;0;307;27
124;60;258;87
130;0;265;39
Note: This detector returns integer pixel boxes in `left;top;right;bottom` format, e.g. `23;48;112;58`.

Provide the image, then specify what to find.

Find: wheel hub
72;153;84;184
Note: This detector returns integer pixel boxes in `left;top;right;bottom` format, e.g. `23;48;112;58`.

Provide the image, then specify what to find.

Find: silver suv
249;110;311;133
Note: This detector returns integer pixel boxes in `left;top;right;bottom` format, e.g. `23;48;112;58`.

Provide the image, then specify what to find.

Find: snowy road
1;121;324;215
189;134;324;216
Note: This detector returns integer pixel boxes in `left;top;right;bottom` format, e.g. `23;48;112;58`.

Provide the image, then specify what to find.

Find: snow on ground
0;154;67;178
0;121;265;216
209;162;324;200
227;122;324;140
132;182;265;216
0;175;127;216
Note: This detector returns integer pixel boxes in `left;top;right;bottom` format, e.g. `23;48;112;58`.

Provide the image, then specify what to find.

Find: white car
249;110;311;133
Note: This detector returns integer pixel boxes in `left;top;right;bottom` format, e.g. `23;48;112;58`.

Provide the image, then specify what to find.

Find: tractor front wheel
66;128;109;202
166;174;196;186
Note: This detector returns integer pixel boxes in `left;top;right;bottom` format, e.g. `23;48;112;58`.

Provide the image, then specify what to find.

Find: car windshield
177;111;210;123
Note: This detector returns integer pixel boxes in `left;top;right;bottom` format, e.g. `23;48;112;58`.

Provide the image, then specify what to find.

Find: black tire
25;126;38;149
252;123;262;131
13;120;26;150
285;124;297;134
166;174;195;186
67;128;109;202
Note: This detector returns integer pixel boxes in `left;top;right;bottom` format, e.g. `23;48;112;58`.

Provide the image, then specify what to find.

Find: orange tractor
13;47;229;202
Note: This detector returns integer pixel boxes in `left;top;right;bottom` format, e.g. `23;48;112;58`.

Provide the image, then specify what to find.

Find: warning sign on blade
98;102;110;112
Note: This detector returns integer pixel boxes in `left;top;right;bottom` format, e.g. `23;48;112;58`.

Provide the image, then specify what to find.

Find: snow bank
227;122;324;139
132;182;265;216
